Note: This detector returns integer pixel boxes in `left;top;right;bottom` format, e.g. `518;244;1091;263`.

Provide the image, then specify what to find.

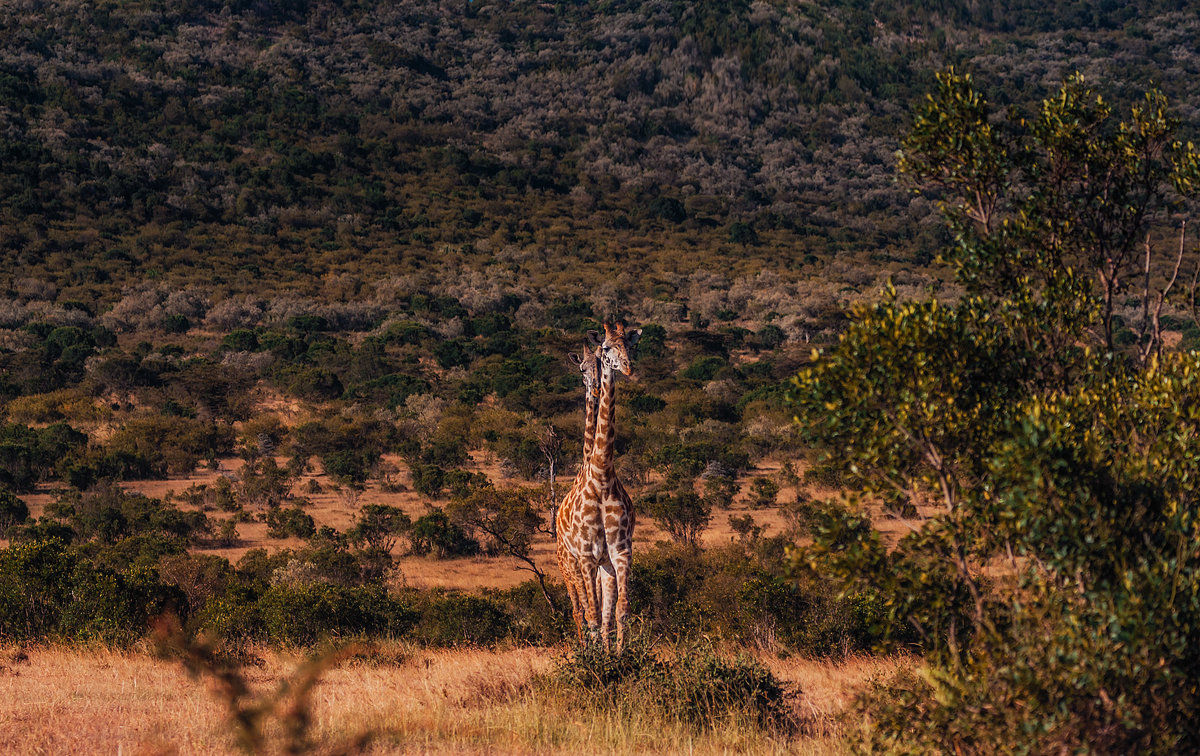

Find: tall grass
0;639;900;754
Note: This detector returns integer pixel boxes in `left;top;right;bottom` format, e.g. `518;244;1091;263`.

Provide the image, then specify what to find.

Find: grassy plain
0;642;904;755
4;447;910;754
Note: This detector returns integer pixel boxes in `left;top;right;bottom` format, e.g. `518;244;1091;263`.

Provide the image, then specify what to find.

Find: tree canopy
790;73;1200;752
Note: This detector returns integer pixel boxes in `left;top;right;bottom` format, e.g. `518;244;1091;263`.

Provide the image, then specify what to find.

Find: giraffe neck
591;362;617;471
582;381;597;461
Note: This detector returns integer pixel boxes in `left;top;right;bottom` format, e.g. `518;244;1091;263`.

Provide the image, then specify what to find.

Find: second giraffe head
588;322;642;378
568;349;600;399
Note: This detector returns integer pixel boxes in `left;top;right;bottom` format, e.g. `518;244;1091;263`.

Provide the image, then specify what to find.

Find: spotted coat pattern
556;348;601;642
558;323;640;649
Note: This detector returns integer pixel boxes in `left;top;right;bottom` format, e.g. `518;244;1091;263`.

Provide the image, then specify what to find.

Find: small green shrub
748;476;780;508
265;506;316;539
256;583;415;645
549;638;795;732
409;509;479;557
409;592;512;645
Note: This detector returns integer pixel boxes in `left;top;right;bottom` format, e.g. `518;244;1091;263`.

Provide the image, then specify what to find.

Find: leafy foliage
791;75;1200;751
548;637;795;733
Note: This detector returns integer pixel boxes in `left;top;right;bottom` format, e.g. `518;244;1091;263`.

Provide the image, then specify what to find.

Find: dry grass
0;643;906;755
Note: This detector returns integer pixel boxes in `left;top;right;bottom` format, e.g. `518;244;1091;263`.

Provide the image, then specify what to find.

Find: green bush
46;482;209;544
256;583;416;645
639;484;711;545
748;477;780;508
682;355;727;382
549;638;794;732
408;462;446;498
266;506;316;539
409;509;479;558
59;563;183;644
0;422;87;491
100;415;235;477
492;580;571;644
629;542;887;654
321;448;379;485
221;329;261;352
0;539;183;644
0;539;73;640
410;592;512;645
0;489;30;534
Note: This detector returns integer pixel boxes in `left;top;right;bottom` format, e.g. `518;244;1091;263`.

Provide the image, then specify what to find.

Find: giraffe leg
556;543;587;642
607;543;632;651
578;560;602;640
598;562;616;652
566;568;587;642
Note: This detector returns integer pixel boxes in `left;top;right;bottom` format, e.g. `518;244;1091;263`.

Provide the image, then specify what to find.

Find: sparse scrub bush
346;504;411;553
639;482;711;545
236;457;293;509
748;476;780;508
729;513;763;541
702;473;739;510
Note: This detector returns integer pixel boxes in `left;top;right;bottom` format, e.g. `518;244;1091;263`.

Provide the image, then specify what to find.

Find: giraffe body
556;349;600;641
580;323;640;649
556;324;639;649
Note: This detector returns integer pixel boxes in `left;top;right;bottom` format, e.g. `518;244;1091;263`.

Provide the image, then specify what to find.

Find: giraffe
555;348;600;642
582;322;640;650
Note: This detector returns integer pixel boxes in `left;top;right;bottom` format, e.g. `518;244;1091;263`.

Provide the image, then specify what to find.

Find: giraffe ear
626;328;642;347
586;330;602;348
568;352;583;366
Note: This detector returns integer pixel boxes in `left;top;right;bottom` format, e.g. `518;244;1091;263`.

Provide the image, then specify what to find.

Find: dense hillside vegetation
2;0;1199;309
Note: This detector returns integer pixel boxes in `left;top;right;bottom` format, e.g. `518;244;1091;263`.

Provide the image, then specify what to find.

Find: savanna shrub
549;638;795;732
0;539;182;643
409;509;479;557
630;542;886;655
408;592;512;645
491;580;571;644
256;583;415;645
265;506;316;539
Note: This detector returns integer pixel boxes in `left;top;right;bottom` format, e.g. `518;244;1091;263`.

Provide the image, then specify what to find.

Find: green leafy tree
790;74;1200;752
446;485;557;610
640;480;711;546
346;504;411;553
0;489;30;534
409;509;478;558
265;506;316;540
899;69;1200;358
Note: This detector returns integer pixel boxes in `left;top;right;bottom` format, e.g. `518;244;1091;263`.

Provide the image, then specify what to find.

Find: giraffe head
568;348;600;399
588;322;642;379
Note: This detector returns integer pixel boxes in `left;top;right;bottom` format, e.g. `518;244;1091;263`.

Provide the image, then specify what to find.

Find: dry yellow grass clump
0;643;905;755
